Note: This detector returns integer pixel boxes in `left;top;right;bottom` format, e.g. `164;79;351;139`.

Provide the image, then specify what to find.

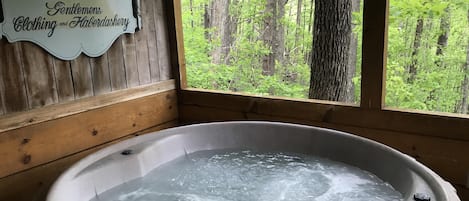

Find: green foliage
183;0;469;114
386;0;469;113
182;0;321;99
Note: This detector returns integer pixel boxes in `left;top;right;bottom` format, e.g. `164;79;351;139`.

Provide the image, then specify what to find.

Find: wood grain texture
145;0;161;82
167;0;187;89
0;40;6;115
0;80;175;133
108;37;128;91
71;55;93;98
155;0;172;80
21;42;58;109
53;59;74;102
135;0;151;85
0;0;173;116
0;120;178;201
90;54;112;95
180;89;469;141
0;80;3;115
360;0;388;109
0;90;178;178
0;40;29;113
122;34;140;88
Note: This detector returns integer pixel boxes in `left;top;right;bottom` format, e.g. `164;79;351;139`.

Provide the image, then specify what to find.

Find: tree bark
261;0;287;76
435;7;450;67
204;3;211;40
210;0;236;65
276;0;287;66
407;18;424;83
262;0;277;76
294;0;303;56
189;0;194;28
345;0;360;103
309;0;352;101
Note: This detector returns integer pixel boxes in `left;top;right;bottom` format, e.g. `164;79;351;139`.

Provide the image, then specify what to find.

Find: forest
181;0;469;114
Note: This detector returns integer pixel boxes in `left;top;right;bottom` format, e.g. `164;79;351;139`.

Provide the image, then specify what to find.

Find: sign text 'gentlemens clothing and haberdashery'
0;0;141;60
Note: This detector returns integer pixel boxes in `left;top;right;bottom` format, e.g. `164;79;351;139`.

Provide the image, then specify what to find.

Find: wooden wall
0;0;171;116
0;0;179;200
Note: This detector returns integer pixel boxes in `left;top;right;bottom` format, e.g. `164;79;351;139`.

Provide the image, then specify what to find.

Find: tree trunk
305;1;314;66
309;0;352;101
276;0;288;66
294;0;303;56
262;0;277;76
435;7;450;67
345;0;360;103
211;0;235;65
189;0;194;28
204;3;211;40
407;18;424;83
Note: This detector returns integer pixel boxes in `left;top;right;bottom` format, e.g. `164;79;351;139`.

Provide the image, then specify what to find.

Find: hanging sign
0;0;141;60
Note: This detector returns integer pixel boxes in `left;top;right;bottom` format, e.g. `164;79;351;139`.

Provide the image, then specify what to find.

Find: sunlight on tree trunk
309;0;351;102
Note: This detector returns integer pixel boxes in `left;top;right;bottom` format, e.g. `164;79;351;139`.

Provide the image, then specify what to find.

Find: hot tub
46;121;460;201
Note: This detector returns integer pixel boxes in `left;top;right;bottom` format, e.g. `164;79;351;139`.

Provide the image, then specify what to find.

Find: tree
309;0;352;101
407;18;424;83
262;0;288;76
435;6;450;67
346;0;360;103
209;0;237;65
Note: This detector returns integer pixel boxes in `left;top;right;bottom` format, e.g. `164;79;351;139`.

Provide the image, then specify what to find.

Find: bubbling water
91;150;403;201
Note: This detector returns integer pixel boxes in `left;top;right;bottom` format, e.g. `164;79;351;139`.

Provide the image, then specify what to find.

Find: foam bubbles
91;150;403;201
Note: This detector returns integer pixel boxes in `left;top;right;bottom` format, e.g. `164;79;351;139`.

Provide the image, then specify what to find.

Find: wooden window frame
170;0;469;141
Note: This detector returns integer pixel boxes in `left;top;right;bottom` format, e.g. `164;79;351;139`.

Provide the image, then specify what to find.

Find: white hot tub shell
46;121;461;201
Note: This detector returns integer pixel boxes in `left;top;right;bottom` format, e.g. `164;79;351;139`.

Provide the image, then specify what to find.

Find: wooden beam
0;80;175;133
0;90;178;178
360;0;389;110
180;89;469;141
168;0;187;89
0;120;178;201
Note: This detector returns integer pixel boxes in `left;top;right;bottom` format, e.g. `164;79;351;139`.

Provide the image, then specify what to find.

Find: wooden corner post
360;0;389;110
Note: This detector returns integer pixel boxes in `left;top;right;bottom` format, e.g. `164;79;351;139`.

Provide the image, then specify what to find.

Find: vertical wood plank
0;79;4;115
0;40;29;113
21;42;58;109
0;40;6;115
90;54;111;95
168;0;187;89
53;59;75;102
360;0;389;110
135;0;151;85
144;0;161;82
155;0;172;81
122;34;140;88
71;55;93;98
108;37;127;91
